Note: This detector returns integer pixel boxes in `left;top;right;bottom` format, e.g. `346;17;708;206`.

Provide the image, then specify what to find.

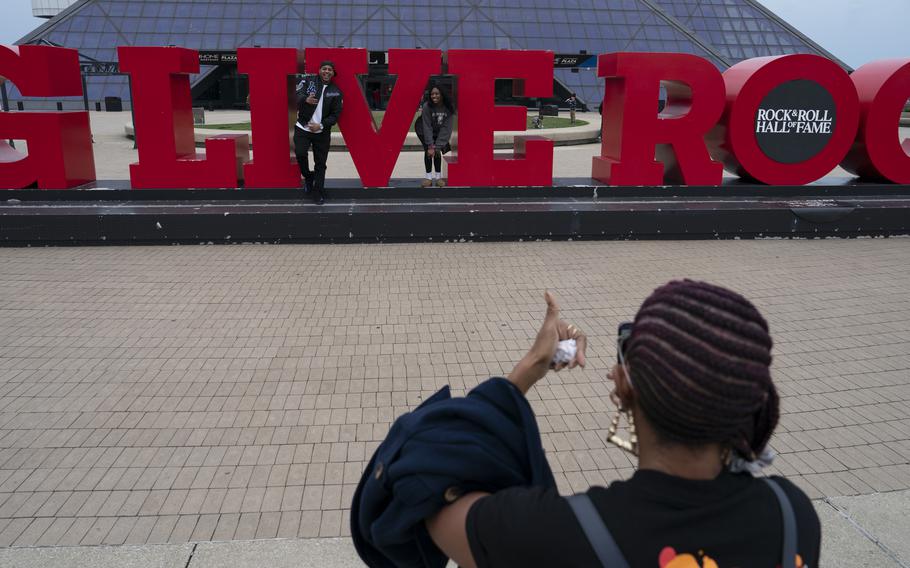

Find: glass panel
12;0;835;105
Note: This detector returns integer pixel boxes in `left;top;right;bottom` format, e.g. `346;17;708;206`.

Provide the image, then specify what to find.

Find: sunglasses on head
617;322;633;364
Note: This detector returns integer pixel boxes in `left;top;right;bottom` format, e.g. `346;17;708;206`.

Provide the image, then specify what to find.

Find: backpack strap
762;477;798;568
568;480;796;568
566;494;631;568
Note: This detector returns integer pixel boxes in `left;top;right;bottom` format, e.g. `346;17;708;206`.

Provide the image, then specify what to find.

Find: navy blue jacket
351;377;556;567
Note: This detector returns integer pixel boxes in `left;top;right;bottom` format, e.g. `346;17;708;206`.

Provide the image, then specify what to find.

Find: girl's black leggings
424;148;442;173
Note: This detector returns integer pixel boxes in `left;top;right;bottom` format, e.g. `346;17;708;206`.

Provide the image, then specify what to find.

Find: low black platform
2;178;909;245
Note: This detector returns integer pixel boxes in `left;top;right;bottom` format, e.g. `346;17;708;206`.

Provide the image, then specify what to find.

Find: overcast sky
0;0;908;69
0;1;45;45
757;0;910;67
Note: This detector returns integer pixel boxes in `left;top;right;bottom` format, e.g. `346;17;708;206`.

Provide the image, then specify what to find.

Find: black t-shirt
466;470;820;568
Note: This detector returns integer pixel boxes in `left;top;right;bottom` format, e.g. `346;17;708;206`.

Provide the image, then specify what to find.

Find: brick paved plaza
0;239;909;563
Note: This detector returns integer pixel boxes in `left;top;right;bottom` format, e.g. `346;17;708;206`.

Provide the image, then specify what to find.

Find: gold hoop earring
606;392;638;456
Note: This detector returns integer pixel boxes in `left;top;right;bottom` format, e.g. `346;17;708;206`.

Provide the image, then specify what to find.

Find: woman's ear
609;363;635;407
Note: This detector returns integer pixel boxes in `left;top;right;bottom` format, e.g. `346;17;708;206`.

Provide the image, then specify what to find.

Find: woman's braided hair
625;280;778;461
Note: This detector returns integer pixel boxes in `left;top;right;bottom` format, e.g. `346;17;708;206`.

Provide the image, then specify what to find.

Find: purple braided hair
625;280;779;460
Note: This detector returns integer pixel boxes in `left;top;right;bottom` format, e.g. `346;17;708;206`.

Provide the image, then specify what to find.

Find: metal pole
128;75;138;150
82;73;89;112
1;81;13;148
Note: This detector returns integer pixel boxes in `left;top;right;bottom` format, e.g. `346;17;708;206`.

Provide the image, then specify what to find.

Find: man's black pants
294;127;331;196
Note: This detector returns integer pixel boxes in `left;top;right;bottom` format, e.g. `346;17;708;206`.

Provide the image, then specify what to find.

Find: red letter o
716;55;859;185
842;59;910;183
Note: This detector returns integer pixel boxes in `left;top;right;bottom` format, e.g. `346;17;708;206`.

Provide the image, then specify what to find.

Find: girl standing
417;86;455;187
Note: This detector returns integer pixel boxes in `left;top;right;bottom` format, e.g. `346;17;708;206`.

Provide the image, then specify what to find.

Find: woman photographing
426;281;820;568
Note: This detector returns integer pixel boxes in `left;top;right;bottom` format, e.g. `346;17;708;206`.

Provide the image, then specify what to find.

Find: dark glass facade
8;0;842;107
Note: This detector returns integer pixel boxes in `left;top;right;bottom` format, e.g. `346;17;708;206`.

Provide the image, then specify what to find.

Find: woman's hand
507;291;587;394
428;146;436;157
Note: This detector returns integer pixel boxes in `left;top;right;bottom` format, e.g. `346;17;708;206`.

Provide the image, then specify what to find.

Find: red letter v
305;48;441;187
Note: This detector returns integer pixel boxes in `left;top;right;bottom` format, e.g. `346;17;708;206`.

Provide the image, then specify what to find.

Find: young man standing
294;61;343;205
566;92;578;125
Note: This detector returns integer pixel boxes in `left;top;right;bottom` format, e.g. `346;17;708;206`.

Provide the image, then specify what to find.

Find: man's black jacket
351;377;556;568
296;78;343;132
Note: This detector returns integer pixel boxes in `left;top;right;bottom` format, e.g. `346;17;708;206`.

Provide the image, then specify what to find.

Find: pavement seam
183;542;198;568
822;497;909;568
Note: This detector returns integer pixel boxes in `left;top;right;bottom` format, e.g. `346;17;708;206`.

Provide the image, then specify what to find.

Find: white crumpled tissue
551;339;577;367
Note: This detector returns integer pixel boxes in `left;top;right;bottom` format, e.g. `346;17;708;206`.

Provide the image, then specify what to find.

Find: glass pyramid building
9;0;844;108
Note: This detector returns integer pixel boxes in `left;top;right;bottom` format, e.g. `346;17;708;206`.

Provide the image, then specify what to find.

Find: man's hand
306;94;318;105
507;292;587;394
307;121;322;133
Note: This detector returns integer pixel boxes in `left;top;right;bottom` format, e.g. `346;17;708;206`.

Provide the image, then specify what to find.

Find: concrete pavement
0;496;907;566
0;538;362;567
1;240;909;566
1;110;910;566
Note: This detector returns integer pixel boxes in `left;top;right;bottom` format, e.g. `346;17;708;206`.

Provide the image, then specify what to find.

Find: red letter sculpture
302;48;440;187
239;47;301;188
0;45;95;189
713;54;859;185
119;47;249;189
446;50;554;187
593;52;725;186
842;59;910;184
